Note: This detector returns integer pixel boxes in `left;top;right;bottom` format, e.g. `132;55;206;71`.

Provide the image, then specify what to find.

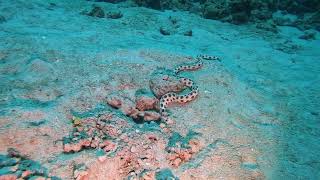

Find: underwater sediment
0;0;319;179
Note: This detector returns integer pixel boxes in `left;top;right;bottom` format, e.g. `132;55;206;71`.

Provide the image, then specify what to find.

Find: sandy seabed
0;0;319;179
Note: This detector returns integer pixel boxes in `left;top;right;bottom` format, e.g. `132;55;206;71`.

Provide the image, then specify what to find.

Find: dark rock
162;0;193;11
231;12;249;24
149;71;186;98
299;30;316;40
229;0;250;13
88;0;320;30
106;11;123;19
203;2;228;20
88;0;124;3
7;148;22;158
169;16;179;25
87;5;105;18
251;9;273;20
273;11;297;26
256;20;278;33
160;27;171;35
291;11;320;31
134;0;162;10
183;30;193;36
143;111;161;121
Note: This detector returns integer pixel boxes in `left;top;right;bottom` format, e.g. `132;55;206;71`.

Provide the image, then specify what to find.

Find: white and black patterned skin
159;54;219;115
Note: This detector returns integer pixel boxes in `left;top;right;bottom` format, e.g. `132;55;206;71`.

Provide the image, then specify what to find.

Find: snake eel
160;54;220;115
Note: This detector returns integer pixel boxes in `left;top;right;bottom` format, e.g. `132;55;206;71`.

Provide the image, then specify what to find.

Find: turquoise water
0;0;319;179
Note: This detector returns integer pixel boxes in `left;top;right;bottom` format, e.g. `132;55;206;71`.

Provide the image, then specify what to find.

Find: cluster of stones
92;0;320;31
62;103;203;179
166;140;202;168
111;134;163;179
106;90;163;122
63;114;122;153
0;148;60;180
106;68;194;119
69;130;181;179
63;89;179;156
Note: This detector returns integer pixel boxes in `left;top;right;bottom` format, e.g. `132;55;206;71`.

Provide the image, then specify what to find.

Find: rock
231;12;249;24
171;158;182;167
229;0;251;23
134;0;161;10
73;164;88;180
106;96;122;109
160;16;187;36
21;170;32;178
98;156;107;163
202;0;252;24
159;27;171;36
87;5;105;18
121;105;140;119
299;30;317;40
189;139;201;153
74;170;88;180
162;0;193;11
251;9;272;21
0;174;18;180
143;111;161;121
127;0;320;28
168;16;179;25
135;95;158;111
106;11;123;19
149;72;185;98
89;0;122;3
203;2;228;20
295;11;320;31
278;0;320;14
273;11;297;26
6;149;22;158
130;146;137;153
183;30;192;36
101;140;116;152
256;20;278;33
63;139;91;153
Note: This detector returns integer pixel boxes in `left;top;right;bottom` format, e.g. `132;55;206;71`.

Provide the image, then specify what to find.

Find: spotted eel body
160;54;220;115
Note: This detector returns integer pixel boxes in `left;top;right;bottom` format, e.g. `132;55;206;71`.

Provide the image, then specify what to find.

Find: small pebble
130;146;137;153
